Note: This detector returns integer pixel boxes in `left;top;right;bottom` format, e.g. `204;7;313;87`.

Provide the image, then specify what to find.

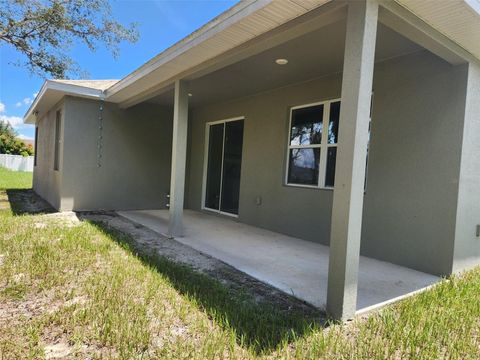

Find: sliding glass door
204;118;244;216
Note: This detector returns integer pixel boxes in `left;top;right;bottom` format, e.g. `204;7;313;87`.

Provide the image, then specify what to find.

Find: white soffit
396;0;480;60
108;0;480;106
105;0;331;104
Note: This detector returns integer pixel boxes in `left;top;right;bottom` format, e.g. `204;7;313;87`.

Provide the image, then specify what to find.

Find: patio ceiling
144;20;423;108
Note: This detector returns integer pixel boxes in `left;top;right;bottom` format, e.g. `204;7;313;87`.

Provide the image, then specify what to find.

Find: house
24;0;480;321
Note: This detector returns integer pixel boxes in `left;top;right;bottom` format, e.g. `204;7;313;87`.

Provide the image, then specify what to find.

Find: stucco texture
32;100;64;210
187;50;466;276
452;62;480;273
59;97;173;211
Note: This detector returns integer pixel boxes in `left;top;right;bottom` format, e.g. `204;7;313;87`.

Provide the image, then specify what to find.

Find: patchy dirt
44;342;72;359
40;212;82;228
3;189;80;226
0;196;10;212
79;212;324;318
0;288;64;328
5;189;55;215
4;188;323;320
1;189;327;358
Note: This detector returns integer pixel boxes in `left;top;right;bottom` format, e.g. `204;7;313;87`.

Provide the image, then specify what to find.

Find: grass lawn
1;167;480;359
0;166;32;190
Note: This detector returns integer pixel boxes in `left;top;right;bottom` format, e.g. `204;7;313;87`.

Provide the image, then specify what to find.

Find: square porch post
168;79;189;237
326;0;378;321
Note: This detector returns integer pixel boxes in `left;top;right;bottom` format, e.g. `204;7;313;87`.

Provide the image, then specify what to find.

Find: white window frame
285;98;341;190
201;116;245;218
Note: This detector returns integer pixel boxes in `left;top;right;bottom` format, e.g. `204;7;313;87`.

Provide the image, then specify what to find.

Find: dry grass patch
0;212;253;359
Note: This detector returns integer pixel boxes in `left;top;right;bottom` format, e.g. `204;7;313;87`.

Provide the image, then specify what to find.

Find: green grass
0;166;32;190
1;166;480;359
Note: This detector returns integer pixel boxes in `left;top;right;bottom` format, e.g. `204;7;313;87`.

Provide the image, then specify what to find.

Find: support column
168;79;189;237
326;0;378;321
451;62;480;274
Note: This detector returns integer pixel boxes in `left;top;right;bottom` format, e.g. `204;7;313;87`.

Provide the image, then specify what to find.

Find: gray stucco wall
32;101;64;210
59;97;173;211
186;50;466;275
451;62;480;273
187;73;340;243
361;53;467;276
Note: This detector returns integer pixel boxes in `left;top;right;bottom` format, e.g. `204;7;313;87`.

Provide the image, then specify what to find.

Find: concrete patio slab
119;209;439;312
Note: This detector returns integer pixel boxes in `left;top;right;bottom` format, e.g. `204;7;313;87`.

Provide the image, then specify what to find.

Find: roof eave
104;0;273;99
24;80;105;124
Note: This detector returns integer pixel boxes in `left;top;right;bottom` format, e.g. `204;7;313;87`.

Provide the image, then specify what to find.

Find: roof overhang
24;80;106;124
105;0;334;106
395;0;480;61
23;0;480;123
104;0;480;109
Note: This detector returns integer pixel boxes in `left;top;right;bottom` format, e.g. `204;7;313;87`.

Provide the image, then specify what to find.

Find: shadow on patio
119;210;440;312
86;219;328;354
1;188;326;354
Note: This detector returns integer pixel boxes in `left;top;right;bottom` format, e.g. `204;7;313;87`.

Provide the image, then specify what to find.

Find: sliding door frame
201;116;245;218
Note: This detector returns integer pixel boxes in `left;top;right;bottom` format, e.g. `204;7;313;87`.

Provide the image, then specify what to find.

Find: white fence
0;154;34;172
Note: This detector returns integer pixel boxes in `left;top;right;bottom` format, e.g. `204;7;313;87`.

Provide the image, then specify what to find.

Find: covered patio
114;0;473;320
23;0;480;324
119;209;438;313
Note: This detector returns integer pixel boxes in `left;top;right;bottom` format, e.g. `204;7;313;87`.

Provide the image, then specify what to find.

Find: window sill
201;207;240;219
284;183;334;191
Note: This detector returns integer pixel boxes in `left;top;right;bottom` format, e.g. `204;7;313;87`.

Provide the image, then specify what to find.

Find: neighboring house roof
24;0;480;124
21;139;35;147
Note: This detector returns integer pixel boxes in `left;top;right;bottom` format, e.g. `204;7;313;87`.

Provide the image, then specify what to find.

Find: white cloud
13;93;38;108
0;100;30;130
17;133;33;140
0;114;24;127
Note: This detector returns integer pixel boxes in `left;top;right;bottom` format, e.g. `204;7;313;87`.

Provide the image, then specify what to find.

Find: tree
0;121;34;156
0;0;138;78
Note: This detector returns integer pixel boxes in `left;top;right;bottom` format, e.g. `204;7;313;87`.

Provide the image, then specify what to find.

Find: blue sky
0;0;237;140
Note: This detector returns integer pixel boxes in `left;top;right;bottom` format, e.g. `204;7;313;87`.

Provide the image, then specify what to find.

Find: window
34;127;38;166
325;101;340;187
54;110;61;171
286;99;341;188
